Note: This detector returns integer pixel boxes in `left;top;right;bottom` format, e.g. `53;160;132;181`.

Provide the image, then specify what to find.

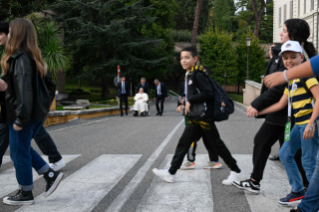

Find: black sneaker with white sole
232;179;260;194
3;190;34;205
43;168;64;198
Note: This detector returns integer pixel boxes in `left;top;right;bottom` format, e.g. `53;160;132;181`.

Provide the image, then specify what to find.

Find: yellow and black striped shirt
284;78;318;125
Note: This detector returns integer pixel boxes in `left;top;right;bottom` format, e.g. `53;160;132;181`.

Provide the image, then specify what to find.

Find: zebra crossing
0;153;292;212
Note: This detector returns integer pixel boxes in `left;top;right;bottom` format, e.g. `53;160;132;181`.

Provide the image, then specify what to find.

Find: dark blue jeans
9;120;50;191
298;156;319;212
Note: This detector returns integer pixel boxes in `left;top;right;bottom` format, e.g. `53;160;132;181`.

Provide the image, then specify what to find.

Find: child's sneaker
3;190;34;205
278;191;305;206
49;158;66;171
222;171;243;185
203;161;222;169
181;161;195;169
232;179;260;194
43;168;64;198
152;168;175;183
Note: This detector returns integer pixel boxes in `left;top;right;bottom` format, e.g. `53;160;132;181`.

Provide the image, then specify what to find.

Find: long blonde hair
1;18;47;77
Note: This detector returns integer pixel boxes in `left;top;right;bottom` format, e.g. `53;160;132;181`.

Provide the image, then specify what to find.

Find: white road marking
136;154;214;212
233;154;291;212
105;119;184;212
2;155;11;165
0;154;80;199
16;154;142;212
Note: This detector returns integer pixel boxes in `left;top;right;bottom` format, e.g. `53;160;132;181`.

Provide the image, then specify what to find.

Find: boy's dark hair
0;22;9;35
181;47;198;58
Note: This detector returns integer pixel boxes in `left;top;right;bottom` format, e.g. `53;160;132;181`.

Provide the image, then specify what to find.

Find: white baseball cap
279;40;303;56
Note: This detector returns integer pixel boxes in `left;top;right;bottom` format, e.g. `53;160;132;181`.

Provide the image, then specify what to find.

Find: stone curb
233;101;247;113
47;106;120;117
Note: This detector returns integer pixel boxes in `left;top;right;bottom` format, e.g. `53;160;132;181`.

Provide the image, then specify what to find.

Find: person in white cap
248;40;319;206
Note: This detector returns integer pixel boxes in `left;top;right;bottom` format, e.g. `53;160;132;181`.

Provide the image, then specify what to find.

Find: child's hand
177;105;184;113
247;106;258;117
303;123;316;140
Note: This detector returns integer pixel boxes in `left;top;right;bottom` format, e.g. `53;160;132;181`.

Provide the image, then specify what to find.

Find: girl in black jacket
1;18;63;205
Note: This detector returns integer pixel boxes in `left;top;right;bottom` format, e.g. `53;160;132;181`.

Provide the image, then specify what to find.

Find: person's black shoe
156;113;160;116
140;112;146;117
269;154;280;161
159;113;162;116
121;113;123;117
43;168;63;198
133;111;138;117
3;190;34;205
126;113;128;116
232;179;260;194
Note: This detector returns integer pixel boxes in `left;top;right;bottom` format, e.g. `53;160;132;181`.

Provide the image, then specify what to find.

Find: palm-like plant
28;13;66;80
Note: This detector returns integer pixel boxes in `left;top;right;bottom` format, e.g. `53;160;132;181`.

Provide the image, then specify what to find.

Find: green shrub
199;27;237;85
170;30;200;42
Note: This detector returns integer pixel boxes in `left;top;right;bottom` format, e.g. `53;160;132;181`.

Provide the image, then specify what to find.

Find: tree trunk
251;0;265;37
191;0;202;47
56;69;65;93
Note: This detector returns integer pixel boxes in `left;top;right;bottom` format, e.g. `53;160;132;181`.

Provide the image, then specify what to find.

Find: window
298;0;300;17
279;7;282;26
304;0;306;14
290;1;293;18
311;0;314;10
284;4;287;22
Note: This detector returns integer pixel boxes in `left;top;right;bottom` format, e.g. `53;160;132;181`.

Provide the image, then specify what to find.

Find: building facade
273;0;319;51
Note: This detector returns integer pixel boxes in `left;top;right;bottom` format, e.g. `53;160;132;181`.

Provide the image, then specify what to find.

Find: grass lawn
227;93;243;103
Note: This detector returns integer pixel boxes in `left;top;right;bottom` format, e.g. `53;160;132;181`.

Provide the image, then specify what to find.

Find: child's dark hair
284;19;317;58
181;47;198;58
0;22;9;35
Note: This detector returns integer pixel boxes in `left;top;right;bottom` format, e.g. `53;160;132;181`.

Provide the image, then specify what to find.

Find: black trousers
119;94;128;115
187;132;219;162
251;121;309;187
170;119;239;174
0;123;62;166
155;96;165;114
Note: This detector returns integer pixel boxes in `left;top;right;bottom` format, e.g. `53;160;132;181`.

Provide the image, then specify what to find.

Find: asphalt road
0;99;289;212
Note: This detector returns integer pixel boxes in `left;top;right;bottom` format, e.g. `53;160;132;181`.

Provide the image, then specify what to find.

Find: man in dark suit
154;79;167;116
136;77;150;95
116;76;130;116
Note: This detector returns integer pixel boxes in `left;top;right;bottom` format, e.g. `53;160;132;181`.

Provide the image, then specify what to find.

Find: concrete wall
243;80;262;106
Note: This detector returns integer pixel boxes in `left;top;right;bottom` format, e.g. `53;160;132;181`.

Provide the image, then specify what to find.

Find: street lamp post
246;37;252;80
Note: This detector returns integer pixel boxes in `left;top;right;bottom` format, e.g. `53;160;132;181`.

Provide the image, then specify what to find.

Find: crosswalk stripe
2;155;11;165
16;154;142;212
0;154;80;199
136;154;214;212
233;154;291;212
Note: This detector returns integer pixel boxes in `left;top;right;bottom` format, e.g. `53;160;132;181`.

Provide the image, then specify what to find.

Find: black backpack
192;71;234;122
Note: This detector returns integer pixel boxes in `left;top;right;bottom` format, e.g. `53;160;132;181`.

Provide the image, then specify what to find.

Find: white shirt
157;83;161;95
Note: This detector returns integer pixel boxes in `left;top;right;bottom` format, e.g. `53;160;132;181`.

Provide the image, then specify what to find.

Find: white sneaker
222;171;243;185
49;159;66;171
152;168;175;183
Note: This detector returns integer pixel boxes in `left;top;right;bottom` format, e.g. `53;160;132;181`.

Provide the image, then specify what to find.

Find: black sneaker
3;190;34;205
232;179;260;194
43;168;64;198
269;154;280;161
290;207;302;212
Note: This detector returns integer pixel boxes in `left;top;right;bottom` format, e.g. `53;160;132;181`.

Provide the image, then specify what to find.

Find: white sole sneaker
49;159;66;171
278;199;302;206
3;197;34;205
152;168;175;183
44;173;64;198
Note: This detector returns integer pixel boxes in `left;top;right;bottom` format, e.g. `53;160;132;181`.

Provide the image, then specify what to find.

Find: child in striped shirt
258;40;319;206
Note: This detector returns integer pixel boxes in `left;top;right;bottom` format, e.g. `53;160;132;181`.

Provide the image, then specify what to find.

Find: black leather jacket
4;50;48;127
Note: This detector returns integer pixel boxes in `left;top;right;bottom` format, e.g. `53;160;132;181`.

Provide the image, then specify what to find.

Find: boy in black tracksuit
152;47;242;184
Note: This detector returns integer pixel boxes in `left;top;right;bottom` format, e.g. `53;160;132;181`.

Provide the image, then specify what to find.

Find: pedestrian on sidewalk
152;47;242;184
263;44;319;212
1;18;63;205
179;66;222;170
233;18;312;195
0;21;65;171
154;79;167;116
116;76;130;116
252;40;319;206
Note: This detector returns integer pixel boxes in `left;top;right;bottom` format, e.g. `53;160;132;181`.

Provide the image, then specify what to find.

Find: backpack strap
300;78;313;97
